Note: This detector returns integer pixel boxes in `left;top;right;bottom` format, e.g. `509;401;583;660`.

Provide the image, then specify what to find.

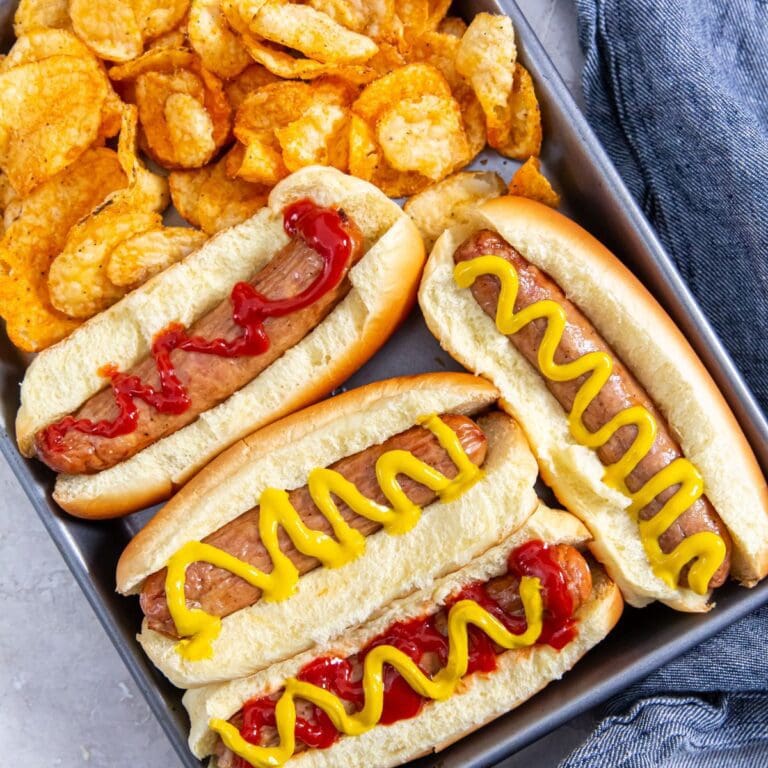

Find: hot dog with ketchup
182;505;622;768
117;374;542;687
16;167;425;518
419;196;768;610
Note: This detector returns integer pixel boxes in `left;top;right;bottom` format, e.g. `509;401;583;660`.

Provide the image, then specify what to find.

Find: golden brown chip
189;0;250;78
196;151;269;234
70;0;143;62
455;12;517;149
508;156;560;207
307;0;396;39
169;166;213;227
131;0;190;40
243;1;378;64
376;94;468;180
164;92;217;167
0;148;126;351
437;15;466;38
224;63;279;110
403;170;506;250
148;22;189;50
14;0;71;36
48;205;162;318
106;226;208;287
499;63;543;159
276;103;350;172
108;47;196;80
0;55;107;196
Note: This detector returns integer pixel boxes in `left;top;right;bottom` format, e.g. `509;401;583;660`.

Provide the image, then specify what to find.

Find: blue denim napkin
560;0;768;765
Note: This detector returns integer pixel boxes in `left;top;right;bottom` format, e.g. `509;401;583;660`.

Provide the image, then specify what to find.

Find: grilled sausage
141;413;489;636
454;230;731;589
34;216;365;475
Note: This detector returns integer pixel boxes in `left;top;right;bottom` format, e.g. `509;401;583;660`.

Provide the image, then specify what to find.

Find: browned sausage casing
454;230;731;589
141;413;489;637
34;216;365;475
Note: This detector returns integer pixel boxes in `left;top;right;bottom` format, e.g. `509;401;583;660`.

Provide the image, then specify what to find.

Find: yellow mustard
165;414;484;660
210;576;543;767
453;254;725;594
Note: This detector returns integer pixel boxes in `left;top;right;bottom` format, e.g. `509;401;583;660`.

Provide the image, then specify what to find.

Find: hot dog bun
183;505;623;767
117;373;542;687
419;196;768;611
16;166;425;518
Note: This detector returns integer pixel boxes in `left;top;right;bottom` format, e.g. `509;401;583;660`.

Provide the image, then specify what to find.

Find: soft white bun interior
17;167;424;518
419;195;768;610
183;505;623;765
118;374;541;686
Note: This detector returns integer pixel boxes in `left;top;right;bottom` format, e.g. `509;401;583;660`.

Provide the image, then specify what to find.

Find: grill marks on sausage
454;230;731;589
141;413;489;636
34;220;365;475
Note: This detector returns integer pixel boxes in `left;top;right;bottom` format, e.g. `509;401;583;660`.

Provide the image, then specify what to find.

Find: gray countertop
0;2;586;766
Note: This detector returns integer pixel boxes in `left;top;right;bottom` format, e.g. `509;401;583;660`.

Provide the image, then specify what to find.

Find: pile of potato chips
0;0;554;352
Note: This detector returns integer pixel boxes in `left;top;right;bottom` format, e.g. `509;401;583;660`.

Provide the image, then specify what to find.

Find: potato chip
148;23;189;50
498;64;543;160
0;55;107;196
405;29;461;89
48;205;161;317
169;166;212;227
108;47;196;80
189;0;250;78
14;0;71;36
106;226;208;287
376;93;468;180
224;63;279;110
236;140;287;185
131;0;189;40
164;92;217;167
245;1;378;65
276;103;350;172
437;15;466;38
403;170;505;250
196;152;269;234
240;33;377;83
508;156;560;207
0;147;126;350
196;64;232;149
70;0;143;62
307;0;396;40
455;13;516;149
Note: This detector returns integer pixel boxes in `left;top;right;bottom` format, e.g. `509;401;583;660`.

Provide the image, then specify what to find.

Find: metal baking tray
2;0;767;766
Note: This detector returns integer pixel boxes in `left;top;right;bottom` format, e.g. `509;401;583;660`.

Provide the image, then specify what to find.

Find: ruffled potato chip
70;0;143;62
0;147;126;350
189;0;250;78
14;0;71;36
498;63;542;159
132;0;190;40
403;170;505;249
106;226;208;287
0;55;107;196
48;205;161;317
376;93;468;180
508;156;560;207
276;103;350;172
455;12;516;149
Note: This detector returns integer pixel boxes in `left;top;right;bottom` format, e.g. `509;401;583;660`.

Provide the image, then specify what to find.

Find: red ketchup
42;201;353;452
235;541;578;761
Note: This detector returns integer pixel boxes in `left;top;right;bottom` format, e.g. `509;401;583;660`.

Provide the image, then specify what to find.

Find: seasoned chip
0;55;107;196
0;148;126;350
169;165;212;227
403;170;506;250
437;15;466;37
307;0;396;39
14;0;71;36
235;140;287;185
131;0;189;40
164;92;217;167
376;93;468;180
244;1;378;64
107;226;208;288
189;0;250;78
455;12;516;149
70;0;143;62
276;103;350;172
499;63;542;159
405;29;461;89
108;47;196;80
508;156;560;207
148;23;189;50
224;63;279;109
455;86;487;163
196;151;269;234
3;28;92;68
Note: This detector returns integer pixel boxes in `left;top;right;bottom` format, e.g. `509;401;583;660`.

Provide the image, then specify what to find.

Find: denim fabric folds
561;1;768;765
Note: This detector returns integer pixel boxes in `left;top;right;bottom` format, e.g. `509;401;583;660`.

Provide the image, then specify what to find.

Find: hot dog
419;196;768;611
16;167;425;518
117;373;542;687
182;506;623;768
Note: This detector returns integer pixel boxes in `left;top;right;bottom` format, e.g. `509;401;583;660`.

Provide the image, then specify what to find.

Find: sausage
454;230;731;589
34;216;365;475
213;543;593;761
141;413;489;636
